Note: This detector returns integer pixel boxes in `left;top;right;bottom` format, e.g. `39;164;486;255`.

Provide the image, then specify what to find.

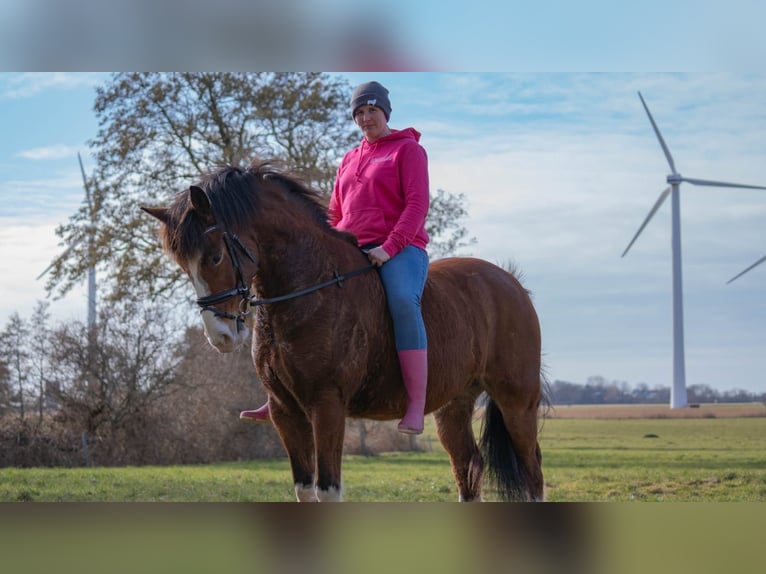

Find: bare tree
47;302;183;464
0;313;30;421
29;301;51;425
165;326;284;462
427;188;477;259
0;346;11;416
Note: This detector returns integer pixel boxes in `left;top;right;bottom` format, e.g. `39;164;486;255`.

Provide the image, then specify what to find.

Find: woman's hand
367;246;391;267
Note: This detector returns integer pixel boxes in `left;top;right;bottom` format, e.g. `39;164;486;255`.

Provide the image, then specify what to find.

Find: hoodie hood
355;128;421;180
361;127;421;145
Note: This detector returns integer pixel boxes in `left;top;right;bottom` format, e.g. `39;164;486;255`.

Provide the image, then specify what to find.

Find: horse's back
425;257;538;339
423;257;541;391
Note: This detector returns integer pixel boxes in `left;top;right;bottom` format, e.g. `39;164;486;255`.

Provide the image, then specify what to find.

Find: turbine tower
37;152;97;330
622;92;766;409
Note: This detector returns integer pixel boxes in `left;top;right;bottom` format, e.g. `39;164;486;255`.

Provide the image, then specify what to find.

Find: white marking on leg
316;485;343;502
295;484;318;502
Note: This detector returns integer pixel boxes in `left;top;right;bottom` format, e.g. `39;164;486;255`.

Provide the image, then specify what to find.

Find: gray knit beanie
350;81;391;121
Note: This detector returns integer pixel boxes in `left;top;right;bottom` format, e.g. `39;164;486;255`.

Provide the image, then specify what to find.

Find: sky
0;72;764;395
2;1;765;71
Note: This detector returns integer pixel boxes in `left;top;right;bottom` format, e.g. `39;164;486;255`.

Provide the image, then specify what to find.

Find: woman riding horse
143;162;546;501
241;80;431;434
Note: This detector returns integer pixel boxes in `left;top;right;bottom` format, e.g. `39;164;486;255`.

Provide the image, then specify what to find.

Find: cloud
0;218;87;325
16;144;80;160
0;172;85;218
0;72;104;100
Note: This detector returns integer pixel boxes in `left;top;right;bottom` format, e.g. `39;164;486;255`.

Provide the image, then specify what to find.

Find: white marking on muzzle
189;256;248;353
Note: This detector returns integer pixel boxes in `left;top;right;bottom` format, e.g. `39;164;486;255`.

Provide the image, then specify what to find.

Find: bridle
195;226;375;325
195;229;256;324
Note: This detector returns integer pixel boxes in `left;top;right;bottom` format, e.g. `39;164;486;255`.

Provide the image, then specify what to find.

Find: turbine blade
622;187;672;257
726;255;766;284
36;240;81;280
36;261;57;281
638;91;677;175
682;177;766;190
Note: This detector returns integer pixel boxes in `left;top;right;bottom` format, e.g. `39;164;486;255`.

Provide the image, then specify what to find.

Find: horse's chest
253;323;320;381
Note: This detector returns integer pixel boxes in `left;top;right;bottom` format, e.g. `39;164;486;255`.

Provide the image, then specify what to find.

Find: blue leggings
378;245;429;351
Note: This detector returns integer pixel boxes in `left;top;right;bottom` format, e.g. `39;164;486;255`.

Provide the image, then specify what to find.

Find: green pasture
540;416;766;501
1;415;764;502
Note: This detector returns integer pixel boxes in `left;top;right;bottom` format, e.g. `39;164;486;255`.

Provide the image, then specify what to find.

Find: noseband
195;226;375;324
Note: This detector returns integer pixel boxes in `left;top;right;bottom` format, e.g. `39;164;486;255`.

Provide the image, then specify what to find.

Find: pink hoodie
329;128;429;257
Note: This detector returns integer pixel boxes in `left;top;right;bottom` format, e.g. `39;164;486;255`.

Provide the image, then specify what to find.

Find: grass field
547;402;766;419
1;404;764;502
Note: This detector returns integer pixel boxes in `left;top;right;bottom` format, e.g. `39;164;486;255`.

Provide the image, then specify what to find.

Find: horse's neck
250;223;362;297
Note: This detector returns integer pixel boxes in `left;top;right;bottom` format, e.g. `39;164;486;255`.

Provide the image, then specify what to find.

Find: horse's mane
161;162;342;262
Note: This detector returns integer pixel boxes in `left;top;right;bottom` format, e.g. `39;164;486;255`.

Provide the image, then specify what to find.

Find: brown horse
142;163;546;501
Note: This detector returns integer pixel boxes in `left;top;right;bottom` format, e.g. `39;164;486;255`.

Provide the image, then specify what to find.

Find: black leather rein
247;263;375;307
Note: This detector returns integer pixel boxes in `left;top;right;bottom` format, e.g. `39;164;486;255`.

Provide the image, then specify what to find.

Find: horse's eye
211;252;223;265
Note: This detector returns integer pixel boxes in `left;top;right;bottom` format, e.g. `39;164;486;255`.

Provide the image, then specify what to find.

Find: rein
248;264;375;307
195;227;375;322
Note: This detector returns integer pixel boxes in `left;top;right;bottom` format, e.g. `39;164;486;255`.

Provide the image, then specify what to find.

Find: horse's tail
479;398;528;501
480;374;550;501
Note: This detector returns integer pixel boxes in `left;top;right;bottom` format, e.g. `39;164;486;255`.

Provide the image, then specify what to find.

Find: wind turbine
622;92;766;409
727;254;766;284
37;152;97;330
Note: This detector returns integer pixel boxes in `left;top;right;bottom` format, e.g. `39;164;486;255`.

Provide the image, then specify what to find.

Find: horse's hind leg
503;402;544;501
433;388;484;502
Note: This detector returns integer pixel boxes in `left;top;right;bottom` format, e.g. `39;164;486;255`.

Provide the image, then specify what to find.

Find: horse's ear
189;185;215;226
141;206;172;225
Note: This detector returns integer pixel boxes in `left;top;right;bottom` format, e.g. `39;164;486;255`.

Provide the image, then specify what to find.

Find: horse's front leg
311;391;347;502
271;402;318;502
